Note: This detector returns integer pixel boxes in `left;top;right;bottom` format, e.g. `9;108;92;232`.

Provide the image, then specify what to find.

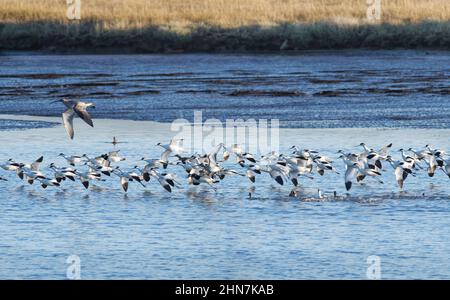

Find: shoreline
1;21;449;53
2;114;450;133
1;48;448;56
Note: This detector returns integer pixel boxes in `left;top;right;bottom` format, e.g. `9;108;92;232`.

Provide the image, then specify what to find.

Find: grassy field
0;0;449;51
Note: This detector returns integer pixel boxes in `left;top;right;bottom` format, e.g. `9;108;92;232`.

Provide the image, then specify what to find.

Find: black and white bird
156;139;184;168
386;156;413;189
112;167;145;192
58;153;83;166
75;169;104;189
16;156;45;184
49;163;77;182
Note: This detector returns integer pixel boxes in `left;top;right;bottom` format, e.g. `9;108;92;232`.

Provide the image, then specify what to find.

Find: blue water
0;51;450;279
0;50;449;128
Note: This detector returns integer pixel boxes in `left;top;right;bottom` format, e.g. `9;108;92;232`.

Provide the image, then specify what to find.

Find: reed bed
0;0;449;51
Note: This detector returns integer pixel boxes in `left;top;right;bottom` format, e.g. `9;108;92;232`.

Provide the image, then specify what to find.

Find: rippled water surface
0;50;449;128
0;51;450;279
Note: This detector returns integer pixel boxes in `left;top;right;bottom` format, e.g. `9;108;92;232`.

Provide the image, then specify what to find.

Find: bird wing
429;155;437;168
73;105;94;127
445;163;450;175
394;166;403;182
345;166;357;183
378;143;393;156
170;139;183;146
31;156;44;171
108;150;120;157
269;169;284;185
62;99;77;109
95;155;109;166
160;149;172;163
120;176;129;192
208;143;223;164
62;108;75;139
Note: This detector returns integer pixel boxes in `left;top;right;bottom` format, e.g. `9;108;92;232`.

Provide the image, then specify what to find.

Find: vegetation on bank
0;0;449;52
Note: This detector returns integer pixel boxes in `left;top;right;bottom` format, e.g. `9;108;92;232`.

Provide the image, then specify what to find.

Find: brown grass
0;0;449;51
1;0;449;27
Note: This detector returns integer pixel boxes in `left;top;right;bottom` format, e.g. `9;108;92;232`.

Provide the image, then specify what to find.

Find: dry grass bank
0;0;449;51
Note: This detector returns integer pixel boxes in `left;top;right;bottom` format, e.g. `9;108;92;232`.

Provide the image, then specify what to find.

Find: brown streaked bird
52;98;95;139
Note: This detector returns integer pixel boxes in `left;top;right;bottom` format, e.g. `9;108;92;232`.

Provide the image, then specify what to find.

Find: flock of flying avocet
1;99;449;196
1;138;449;195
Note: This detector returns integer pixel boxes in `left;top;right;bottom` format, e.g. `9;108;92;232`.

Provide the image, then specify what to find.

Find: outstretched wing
160;149;171;163
31;156;44;171
344;166;358;190
120;176;129;192
378;143;393;156
74;105;94;127
62;108;75;139
208;143;223;164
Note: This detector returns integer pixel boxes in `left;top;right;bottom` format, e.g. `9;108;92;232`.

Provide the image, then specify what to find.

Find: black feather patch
122;182;128;192
66;176;75;181
274;176;283;185
402;171;408;180
143;173;150;182
291;178;298;186
249;176;255;183
163;184;172;192
318;169;324;176
102;171;111;176
166;179;175;187
345;181;352;191
82;181;89;189
375;160;382;169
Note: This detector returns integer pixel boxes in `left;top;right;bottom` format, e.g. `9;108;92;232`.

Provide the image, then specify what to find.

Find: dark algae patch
228;90;305;97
